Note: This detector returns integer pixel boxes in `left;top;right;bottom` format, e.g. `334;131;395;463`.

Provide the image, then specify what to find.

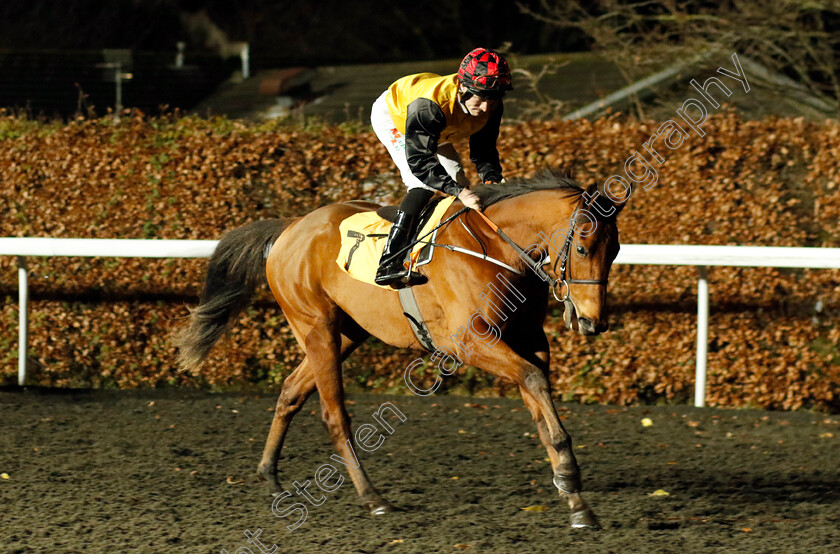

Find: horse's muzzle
577;317;608;336
563;299;608;336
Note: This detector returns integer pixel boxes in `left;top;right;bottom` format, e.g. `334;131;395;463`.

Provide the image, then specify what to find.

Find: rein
380;201;608;304
379;207;471;266
471;207;607;303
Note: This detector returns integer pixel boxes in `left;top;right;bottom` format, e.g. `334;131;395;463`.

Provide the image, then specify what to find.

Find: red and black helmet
457;47;513;99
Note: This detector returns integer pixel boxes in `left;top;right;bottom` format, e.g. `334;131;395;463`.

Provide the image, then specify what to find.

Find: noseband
549;213;608;303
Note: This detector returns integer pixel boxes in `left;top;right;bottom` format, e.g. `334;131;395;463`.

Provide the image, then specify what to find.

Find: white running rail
2;238;839;407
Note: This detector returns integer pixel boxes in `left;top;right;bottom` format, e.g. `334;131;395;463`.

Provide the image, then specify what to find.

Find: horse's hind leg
257;333;367;495
257;357;316;494
304;315;394;515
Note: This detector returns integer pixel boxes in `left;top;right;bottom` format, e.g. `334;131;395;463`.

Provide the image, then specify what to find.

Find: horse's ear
608;191;628;217
588;184;631;218
584;182;626;219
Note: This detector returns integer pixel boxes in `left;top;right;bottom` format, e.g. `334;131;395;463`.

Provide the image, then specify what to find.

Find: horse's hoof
570;510;601;529
257;471;284;496
366;501;395;516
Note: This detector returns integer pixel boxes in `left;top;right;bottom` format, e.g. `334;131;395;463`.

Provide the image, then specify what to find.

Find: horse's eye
576;245;587;256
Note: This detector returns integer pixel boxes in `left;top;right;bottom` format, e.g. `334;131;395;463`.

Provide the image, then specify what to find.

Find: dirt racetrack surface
1;388;839;553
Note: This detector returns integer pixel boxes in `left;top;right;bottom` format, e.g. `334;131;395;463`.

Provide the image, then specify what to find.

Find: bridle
549;211;609;302
471;206;608;306
393;201;609;310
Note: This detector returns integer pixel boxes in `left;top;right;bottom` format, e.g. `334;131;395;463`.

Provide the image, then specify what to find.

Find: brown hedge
0;110;838;411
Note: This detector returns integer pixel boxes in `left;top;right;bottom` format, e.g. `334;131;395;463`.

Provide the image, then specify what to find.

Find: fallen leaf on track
648;489;670;497
521;505;548;511
226;476;244;485
641;418;653;427
0;473;9;480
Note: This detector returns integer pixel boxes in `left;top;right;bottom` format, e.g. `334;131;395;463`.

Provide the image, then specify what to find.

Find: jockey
370;47;512;288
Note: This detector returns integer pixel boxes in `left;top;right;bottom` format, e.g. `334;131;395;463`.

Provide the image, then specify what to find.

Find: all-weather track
1;388;838;553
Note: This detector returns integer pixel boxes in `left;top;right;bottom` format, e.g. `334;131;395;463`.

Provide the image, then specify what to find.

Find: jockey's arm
469;103;504;184
404;98;464;198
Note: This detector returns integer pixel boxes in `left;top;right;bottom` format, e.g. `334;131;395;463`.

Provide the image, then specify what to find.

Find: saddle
374;205;400;223
336;197;455;291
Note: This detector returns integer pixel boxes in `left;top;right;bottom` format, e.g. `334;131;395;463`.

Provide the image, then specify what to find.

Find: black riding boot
374;210;428;288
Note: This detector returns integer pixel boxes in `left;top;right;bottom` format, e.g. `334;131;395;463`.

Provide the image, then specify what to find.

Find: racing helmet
457;47;513;99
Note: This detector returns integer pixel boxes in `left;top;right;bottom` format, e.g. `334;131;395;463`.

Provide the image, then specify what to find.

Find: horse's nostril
578;317;605;335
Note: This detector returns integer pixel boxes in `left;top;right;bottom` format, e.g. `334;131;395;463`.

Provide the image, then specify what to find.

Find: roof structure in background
2;48;827;123
187;51;840;123
192;52;627;123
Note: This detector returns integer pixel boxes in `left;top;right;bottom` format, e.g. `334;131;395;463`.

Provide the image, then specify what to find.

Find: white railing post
17;256;28;386
240;43;250;79
695;266;709;407
175;41;185;69
114;63;123;122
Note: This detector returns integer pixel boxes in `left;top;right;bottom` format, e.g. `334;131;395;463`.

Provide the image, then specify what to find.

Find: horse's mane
474;168;585;208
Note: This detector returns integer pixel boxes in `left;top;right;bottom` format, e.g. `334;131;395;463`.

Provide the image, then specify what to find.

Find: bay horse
176;169;624;529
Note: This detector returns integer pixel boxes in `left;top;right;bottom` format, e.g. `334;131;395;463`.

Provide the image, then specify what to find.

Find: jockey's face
460;86;500;116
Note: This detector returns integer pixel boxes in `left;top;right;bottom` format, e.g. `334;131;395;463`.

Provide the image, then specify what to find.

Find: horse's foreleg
467;337;598;528
520;388;599;529
305;320;394;515
257;358;316;494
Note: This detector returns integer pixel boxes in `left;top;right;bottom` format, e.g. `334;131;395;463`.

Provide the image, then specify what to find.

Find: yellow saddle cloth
336;197;456;290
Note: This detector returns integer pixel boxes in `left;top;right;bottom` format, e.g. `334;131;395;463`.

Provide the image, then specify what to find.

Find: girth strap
397;288;437;352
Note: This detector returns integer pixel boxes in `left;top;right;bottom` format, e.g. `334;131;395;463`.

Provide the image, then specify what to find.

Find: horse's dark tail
176;219;288;373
